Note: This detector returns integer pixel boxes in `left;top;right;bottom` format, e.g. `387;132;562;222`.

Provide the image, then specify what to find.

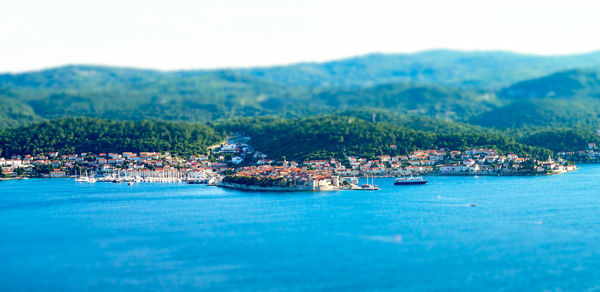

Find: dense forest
239;50;600;89
517;128;600;152
2;50;600;157
217;115;554;161
0;118;225;157
2;50;600;130
0;115;561;161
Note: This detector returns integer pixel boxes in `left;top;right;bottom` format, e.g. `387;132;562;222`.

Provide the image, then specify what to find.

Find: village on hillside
0;136;577;189
557;143;600;163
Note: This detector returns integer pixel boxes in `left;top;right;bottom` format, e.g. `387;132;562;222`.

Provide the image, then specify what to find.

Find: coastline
349;169;577;179
217;182;354;192
1;169;576;183
0;177;29;181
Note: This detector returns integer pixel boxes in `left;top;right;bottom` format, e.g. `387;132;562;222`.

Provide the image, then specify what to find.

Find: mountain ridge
3;50;600;130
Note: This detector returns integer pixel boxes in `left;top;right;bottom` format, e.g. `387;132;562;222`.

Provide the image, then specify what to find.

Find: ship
361;174;380;190
394;176;427;185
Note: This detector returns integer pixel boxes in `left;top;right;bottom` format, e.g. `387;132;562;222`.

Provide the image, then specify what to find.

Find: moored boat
361;184;380;190
361;174;380;190
394;176;427;185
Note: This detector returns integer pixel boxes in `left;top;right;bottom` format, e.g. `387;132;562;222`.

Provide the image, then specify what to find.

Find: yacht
394;176;427;185
361;174;380;190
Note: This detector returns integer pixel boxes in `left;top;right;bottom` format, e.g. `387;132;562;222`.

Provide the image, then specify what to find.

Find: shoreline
217;182;356;192
1;168;577;183
0;176;31;181
349;169;576;179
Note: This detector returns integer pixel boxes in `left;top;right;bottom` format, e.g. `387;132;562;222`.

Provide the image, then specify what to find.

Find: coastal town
0;137;577;190
558;143;600;163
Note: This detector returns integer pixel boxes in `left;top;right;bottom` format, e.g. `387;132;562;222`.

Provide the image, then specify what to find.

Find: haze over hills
499;68;600;100
2;49;600;132
238;50;600;89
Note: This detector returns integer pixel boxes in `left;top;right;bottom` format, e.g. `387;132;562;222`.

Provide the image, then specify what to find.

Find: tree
14;167;26;176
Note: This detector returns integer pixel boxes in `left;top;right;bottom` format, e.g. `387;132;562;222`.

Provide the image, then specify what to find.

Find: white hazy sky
1;0;599;72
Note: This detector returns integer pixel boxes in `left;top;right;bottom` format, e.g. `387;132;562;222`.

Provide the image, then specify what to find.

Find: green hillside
0;68;315;123
499;68;600;99
332;108;489;133
0;66;496;126
471;99;600;129
240;50;600;89
316;83;496;121
517;128;600;152
218;115;553;161
3;50;600;132
0;118;224;157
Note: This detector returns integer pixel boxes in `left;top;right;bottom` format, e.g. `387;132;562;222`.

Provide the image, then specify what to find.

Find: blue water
1;166;600;291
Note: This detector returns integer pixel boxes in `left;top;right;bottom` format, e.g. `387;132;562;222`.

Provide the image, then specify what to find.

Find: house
464;159;475;167
439;164;468;174
379;155;391;162
50;169;67;177
468;164;480;173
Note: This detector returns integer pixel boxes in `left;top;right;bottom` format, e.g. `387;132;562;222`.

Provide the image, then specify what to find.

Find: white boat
394;176;427;185
361;174;380;190
74;170;96;183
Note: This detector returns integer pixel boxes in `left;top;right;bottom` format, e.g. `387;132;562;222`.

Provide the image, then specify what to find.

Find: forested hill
0;116;557;161
238;50;600;89
3;50;600;130
217;115;553;161
470;98;600;129
499;68;600;100
0;69;314;127
0;66;496;126
467;68;600;129
0;118;225;157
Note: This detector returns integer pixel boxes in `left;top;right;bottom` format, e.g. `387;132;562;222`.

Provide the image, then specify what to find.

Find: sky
1;0;599;72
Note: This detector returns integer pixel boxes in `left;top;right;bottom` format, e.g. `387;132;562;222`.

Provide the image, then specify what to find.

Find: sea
1;165;600;291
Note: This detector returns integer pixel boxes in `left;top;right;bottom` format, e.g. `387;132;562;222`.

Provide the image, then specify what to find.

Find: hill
518;128;600;152
0;68;315;123
0;66;495;126
3;50;600;129
0;118;224;157
331;108;489;133
471;98;600;129
499;68;600;99
2;115;584;161
238;50;600;89
315;83;496;121
217;115;553;161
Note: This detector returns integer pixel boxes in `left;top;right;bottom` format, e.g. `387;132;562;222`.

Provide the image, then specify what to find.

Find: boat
394;176;427;185
74;170;96;183
361;184;380;190
361;174;380;190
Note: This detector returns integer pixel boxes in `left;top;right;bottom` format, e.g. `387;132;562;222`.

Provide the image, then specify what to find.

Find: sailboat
74;169;85;182
361;174;380;190
74;169;96;183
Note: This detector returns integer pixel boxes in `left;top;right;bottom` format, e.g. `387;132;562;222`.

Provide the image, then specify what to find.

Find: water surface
1;166;600;291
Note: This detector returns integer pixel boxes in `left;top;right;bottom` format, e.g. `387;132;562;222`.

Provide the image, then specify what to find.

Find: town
0;137;577;189
558;143;600;163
